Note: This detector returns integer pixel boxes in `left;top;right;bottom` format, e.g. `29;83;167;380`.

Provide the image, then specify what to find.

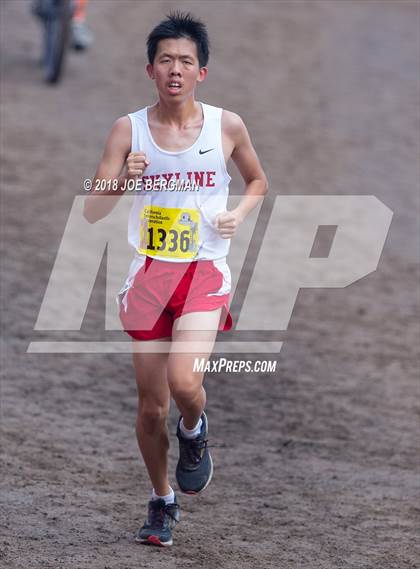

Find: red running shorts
119;256;232;341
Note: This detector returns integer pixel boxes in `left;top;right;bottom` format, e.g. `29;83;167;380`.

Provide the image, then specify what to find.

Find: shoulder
101;116;132;155
221;109;245;131
107;115;131;145
221;110;247;141
110;115;131;135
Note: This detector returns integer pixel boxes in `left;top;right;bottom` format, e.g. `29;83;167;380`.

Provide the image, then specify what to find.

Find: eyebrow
158;53;195;59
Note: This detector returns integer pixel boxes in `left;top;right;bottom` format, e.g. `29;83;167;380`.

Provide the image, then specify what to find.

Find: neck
153;97;200;127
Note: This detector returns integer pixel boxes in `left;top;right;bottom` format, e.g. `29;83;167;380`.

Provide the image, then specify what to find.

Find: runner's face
147;38;207;101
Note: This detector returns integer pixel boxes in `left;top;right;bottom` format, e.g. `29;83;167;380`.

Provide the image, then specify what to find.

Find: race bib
139;206;200;259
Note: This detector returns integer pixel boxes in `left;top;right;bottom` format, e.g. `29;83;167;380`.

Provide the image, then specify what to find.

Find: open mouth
168;82;182;93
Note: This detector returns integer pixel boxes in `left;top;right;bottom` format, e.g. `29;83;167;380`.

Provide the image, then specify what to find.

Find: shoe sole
135;535;173;547
180;452;214;496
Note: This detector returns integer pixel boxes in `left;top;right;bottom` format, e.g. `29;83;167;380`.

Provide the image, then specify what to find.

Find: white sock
180;417;202;439
151;486;175;505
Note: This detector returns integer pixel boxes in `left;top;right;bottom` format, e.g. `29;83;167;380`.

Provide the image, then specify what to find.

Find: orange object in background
73;0;88;23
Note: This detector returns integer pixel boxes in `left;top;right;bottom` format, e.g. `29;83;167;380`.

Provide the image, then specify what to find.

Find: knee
137;400;169;435
168;375;201;403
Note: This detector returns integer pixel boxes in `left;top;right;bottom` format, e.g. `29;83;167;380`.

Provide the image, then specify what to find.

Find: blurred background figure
71;0;93;51
32;0;94;51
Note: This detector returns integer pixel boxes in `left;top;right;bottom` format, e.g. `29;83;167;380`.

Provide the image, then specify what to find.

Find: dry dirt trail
1;1;418;568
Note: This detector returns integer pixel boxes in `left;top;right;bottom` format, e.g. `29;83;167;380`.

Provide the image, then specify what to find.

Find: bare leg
168;310;221;429
133;340;171;496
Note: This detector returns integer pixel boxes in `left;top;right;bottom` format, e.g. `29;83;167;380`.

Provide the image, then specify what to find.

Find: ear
196;66;208;84
146;63;155;80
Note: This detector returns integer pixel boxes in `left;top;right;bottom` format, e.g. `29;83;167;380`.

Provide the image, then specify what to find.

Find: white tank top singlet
126;102;232;263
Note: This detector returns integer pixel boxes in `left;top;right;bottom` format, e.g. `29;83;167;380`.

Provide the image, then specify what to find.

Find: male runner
84;12;267;547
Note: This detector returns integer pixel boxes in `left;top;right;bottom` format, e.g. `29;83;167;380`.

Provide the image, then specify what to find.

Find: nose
170;59;182;75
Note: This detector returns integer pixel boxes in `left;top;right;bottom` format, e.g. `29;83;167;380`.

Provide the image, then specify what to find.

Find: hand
214;210;243;239
125;152;150;179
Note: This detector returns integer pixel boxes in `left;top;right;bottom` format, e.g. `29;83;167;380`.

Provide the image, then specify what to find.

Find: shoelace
180;435;209;464
173;431;221;449
148;504;165;529
148;502;178;528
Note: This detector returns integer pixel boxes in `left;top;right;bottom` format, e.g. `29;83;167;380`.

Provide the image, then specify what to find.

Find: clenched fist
125;152;150;179
214;210;243;239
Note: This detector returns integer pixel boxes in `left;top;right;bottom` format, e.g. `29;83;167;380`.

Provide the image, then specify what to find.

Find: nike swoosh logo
199;148;214;155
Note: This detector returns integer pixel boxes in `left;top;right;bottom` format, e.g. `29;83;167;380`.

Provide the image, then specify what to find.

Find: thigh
173;308;223;333
132;339;171;405
168;310;221;382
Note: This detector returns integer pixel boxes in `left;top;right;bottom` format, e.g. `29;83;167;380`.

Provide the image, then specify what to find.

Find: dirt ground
1;1;419;568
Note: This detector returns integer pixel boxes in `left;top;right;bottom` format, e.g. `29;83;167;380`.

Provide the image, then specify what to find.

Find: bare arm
83;116;149;224
216;111;268;238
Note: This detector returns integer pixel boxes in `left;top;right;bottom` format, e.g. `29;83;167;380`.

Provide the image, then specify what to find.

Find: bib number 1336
139;206;200;259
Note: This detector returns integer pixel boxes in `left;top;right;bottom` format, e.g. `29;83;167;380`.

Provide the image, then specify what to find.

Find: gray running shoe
135;497;180;547
176;412;213;495
71;21;93;50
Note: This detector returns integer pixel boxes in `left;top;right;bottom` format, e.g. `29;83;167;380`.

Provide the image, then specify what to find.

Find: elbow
83;212;97;224
261;175;269;195
83;200;99;224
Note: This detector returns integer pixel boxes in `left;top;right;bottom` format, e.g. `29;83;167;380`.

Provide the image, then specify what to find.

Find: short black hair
147;11;210;68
